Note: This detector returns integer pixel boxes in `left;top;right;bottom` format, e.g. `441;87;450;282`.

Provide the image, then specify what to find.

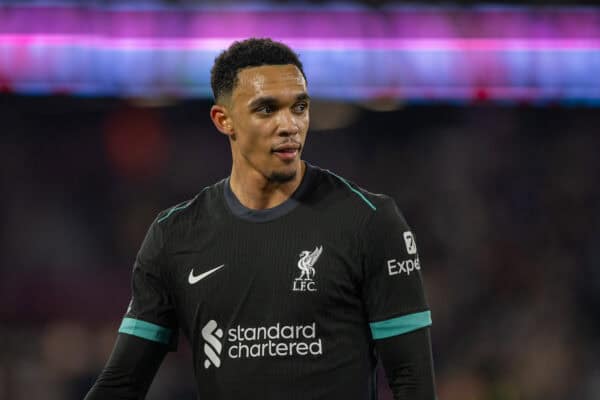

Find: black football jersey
119;163;431;400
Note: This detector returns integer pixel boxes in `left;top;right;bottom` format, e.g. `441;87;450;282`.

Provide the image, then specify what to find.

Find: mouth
272;143;301;161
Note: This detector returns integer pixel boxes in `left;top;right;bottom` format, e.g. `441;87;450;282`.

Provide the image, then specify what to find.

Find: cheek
299;114;310;135
239;121;273;152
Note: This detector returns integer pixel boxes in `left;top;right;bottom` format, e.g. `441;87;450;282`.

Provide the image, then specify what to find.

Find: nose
276;109;300;137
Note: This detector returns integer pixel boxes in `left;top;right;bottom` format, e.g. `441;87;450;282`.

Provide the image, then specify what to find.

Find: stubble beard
268;169;297;183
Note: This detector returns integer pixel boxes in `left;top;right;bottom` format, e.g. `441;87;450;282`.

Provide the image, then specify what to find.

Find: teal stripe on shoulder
328;171;376;211
157;200;193;223
369;310;432;340
119;317;173;344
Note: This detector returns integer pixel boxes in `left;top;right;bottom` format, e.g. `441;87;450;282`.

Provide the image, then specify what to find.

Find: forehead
232;64;307;103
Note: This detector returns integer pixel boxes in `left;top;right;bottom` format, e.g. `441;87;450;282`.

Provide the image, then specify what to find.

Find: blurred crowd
1;96;599;399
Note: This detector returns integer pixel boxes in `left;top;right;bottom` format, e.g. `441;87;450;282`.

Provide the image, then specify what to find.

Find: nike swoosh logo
188;264;225;285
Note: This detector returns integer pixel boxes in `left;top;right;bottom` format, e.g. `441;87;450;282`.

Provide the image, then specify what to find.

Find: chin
268;168;297;183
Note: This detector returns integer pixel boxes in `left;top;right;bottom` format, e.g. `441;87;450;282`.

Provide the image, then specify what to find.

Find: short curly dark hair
210;38;306;103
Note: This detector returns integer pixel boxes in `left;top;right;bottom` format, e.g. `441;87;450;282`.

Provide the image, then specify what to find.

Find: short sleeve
361;198;431;341
119;218;178;349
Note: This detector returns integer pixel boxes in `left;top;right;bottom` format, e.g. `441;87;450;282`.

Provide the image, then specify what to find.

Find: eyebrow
248;93;311;109
296;93;311;102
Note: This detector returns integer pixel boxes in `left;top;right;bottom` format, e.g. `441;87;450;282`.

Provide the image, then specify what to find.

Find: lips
272;143;301;161
272;143;301;153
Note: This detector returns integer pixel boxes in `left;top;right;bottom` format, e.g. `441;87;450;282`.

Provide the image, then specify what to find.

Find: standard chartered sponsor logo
387;256;421;276
202;320;223;369
201;320;322;368
228;322;322;359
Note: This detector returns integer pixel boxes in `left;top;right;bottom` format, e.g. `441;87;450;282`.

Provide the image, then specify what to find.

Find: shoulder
308;163;398;215
153;178;226;232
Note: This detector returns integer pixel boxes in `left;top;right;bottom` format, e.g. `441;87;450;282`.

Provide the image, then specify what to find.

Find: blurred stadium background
1;1;599;399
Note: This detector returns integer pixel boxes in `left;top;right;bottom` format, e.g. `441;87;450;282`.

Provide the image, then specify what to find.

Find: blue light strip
1;4;599;104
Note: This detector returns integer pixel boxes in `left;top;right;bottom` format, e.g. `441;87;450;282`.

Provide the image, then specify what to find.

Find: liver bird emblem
297;246;323;280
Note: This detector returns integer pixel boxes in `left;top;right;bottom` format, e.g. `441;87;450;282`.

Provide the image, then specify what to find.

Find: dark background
1;95;599;399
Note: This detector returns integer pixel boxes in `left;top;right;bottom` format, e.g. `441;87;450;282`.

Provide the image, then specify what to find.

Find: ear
210;104;234;137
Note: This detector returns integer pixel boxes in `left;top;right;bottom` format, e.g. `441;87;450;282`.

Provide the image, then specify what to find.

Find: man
85;38;436;400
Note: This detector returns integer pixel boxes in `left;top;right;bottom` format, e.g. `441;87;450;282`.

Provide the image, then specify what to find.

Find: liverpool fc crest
293;245;323;292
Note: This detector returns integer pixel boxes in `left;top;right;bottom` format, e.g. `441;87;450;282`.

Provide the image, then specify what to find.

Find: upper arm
360;198;436;398
361;198;431;339
121;218;179;350
86;216;178;399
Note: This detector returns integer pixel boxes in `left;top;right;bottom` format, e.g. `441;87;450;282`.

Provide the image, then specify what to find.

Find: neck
229;161;306;210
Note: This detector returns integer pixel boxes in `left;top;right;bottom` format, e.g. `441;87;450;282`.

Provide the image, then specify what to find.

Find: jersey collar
223;162;315;222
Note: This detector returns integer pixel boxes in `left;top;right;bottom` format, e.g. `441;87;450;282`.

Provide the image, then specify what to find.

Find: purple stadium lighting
0;3;599;104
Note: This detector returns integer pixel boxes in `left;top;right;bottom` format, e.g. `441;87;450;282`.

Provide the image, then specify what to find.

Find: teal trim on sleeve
328;171;377;211
369;310;432;340
157;200;193;223
119;317;173;344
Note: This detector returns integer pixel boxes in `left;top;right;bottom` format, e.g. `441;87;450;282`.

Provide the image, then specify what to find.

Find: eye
293;102;308;114
257;104;275;114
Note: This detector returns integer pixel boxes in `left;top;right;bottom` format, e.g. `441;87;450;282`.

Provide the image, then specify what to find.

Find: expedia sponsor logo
403;231;417;255
387;256;421;276
202;321;323;369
